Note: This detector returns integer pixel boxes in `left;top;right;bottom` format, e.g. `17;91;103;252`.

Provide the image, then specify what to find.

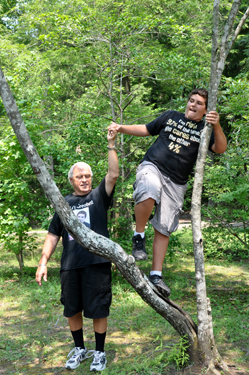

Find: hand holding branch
205;111;220;127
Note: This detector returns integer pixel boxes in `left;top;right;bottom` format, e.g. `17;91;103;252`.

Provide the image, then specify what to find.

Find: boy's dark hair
188;88;208;109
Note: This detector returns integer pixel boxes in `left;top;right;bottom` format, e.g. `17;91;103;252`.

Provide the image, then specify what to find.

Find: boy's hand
206;111;220;127
108;122;121;133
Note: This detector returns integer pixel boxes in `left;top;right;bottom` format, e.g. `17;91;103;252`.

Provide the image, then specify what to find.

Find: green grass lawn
0;230;248;374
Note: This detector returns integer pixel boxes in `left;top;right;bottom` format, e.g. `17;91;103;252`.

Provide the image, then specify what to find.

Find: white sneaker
88;350;107;371
65;347;87;370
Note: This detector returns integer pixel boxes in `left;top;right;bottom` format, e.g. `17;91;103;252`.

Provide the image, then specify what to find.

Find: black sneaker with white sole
132;234;148;260
148;274;171;297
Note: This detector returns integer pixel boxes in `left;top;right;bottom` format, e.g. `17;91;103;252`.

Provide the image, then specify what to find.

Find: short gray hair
68;162;93;185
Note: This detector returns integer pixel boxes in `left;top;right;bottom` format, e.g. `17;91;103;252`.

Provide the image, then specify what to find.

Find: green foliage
201;225;249;260
0;126;51;269
201;77;249;260
153;334;190;369
1;0;249;267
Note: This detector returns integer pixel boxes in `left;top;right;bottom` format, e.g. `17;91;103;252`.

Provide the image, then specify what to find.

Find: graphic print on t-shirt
68;207;90;241
164;117;202;154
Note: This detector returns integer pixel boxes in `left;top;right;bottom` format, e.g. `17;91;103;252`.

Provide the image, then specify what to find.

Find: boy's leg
132;163;162;260
134;198;155;232
151;229;170;271
132;198;156;260
148;229;171;297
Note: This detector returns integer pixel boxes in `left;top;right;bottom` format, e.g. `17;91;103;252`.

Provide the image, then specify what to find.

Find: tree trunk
16;235;24;273
190;1;249;373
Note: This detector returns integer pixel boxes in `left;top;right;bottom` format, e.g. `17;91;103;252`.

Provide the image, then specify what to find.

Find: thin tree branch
202;206;248;246
209;0;220;110
220;0;242;49
225;6;249;57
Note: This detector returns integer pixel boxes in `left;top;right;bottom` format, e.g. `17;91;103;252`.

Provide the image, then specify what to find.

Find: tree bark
16;235;24;273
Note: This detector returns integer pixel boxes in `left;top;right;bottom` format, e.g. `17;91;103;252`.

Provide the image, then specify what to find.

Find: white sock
134;231;145;239
150;270;162;277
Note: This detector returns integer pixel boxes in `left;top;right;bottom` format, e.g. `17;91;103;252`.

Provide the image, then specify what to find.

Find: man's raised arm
105;128;119;196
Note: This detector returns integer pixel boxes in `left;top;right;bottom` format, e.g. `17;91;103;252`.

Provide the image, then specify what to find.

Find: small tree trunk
16;235;24;273
191;1;249;373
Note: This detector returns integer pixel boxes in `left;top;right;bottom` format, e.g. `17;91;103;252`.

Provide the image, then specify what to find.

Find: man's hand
205;111;220;127
36;265;47;286
107;126;117;142
35;233;59;286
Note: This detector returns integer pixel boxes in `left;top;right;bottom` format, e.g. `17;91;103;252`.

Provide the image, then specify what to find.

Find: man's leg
90;318;108;371
68;311;83;331
93;317;107;334
65;312;87;369
93;317;107;352
68;312;85;351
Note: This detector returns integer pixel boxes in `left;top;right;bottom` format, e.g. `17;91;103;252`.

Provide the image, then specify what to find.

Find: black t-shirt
143;110;215;185
48;178;114;271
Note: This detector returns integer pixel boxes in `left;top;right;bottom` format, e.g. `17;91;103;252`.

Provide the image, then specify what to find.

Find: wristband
38;264;47;267
107;145;116;150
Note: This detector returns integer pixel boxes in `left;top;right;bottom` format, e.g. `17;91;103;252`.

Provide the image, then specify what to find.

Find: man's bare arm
105;128;119;196
35;232;60;286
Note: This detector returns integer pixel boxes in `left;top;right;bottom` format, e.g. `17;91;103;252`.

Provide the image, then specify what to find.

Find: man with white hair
36;129;119;371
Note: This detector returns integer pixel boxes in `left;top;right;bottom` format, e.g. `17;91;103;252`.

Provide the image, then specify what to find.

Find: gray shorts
133;161;187;236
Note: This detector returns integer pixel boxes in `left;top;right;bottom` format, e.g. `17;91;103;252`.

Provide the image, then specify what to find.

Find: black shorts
60;263;112;319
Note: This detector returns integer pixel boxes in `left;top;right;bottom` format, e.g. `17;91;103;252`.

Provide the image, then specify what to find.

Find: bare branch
225;6;249;57
220;0;242;48
100;91;121;111
202;207;248;246
209;0;220;109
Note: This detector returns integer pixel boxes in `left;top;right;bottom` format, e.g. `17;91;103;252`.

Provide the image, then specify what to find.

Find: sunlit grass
0;230;248;374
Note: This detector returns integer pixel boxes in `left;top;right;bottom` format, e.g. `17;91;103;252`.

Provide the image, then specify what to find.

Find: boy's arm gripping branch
206;111;227;154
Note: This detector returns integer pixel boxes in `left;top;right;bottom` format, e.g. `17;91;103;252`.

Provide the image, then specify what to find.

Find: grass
0;229;249;374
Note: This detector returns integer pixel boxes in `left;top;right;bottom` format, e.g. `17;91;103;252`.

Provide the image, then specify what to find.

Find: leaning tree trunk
191;1;249;373
0;65;199;360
